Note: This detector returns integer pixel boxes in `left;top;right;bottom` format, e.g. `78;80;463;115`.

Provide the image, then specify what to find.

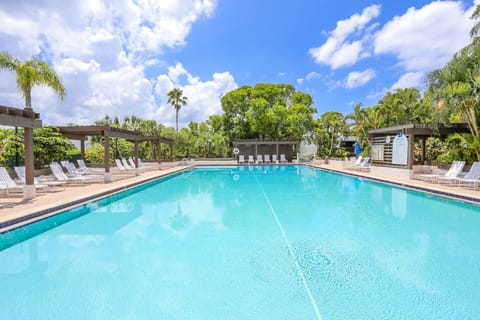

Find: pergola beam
0;114;42;128
57;125;174;179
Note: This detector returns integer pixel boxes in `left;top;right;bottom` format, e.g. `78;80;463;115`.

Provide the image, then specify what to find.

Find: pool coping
309;164;480;205
0;166;193;233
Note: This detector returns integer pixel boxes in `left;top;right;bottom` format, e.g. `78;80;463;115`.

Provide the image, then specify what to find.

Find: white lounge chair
238;155;245;164
272;154;279;164
128;158;151;172
346;156;363;168
437;161;466;185
256;155;263;164
454;162;480;189
14;166;65;191
264;154;271;163
77;159;104;173
280;154;287;163
60;160;70;170
248;155;255;164
77;159;89;173
121;158;134;170
416;161;465;183
65;163;102;181
115;159;128;171
127;158;135;168
50;162;93;184
349;157;370;171
0;167;26;196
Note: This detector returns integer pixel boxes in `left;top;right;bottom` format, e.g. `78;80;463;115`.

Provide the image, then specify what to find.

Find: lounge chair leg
23;184;36;200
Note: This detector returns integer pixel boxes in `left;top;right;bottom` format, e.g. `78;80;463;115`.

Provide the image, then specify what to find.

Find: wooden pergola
0;105;42;200
232;139;299;161
368;123;470;169
57;125;173;182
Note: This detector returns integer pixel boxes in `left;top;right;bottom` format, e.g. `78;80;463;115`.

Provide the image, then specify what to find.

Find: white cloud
345;69;376;88
306;71;321;81
390;72;424;90
297;71;322;85
0;0;223;126
309;4;381;69
155;63;237;128
374;1;475;71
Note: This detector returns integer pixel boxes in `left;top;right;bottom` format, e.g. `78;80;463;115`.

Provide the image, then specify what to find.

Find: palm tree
470;3;480;40
167;88;188;131
0;51;66;192
0;51;66;110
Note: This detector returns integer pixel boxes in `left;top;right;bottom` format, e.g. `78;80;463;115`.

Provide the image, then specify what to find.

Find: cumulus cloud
155;63;237;128
309;4;381;69
374;1;475;71
345;69;376;88
390;72;424;90
0;0;228;127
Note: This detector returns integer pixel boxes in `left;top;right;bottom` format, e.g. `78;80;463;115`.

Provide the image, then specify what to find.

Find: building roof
368;123;470;137
233;139;299;145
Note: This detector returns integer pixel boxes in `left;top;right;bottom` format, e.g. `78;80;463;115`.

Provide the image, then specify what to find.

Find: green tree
221;83;315;141
33;127;76;166
315;111;346;155
427;42;480;160
167;88;188;131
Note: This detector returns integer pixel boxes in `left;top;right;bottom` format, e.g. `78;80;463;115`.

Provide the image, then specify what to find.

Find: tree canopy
221;83;316;141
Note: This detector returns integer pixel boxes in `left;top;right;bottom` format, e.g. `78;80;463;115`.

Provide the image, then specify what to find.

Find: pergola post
23;127;35;200
421;136;426;164
408;133;414;170
157;140;162;165
80;139;85;159
104;136;111;183
134;140;139;176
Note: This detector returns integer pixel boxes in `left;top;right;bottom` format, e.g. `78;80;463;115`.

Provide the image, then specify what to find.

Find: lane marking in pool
254;175;323;320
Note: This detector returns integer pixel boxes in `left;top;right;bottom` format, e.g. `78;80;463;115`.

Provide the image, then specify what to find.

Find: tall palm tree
167;88;188;131
0;51;66;192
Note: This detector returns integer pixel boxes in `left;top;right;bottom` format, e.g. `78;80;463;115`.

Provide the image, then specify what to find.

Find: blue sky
0;0;478;127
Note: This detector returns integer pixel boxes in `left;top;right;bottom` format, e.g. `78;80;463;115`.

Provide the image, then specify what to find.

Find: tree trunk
176;107;179;131
24;91;35;198
25;90;32;110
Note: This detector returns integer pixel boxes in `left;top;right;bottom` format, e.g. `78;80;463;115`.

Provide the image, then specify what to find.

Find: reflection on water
159;193;225;238
392;188;407;219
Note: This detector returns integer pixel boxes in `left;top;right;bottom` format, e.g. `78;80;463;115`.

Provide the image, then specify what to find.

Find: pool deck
0;165;191;232
1;161;479;233
310;163;480;205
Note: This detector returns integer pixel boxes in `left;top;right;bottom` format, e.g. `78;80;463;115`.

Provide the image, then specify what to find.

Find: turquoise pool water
0;165;479;319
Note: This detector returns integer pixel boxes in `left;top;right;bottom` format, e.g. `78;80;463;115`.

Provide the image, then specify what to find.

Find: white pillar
23;184;36;200
104;172;112;183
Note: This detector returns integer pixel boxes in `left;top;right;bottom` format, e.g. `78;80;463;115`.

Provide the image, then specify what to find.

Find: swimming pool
0;165;479;319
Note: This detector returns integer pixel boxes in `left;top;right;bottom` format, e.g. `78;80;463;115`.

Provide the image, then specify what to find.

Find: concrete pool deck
310;163;480;204
1;162;479;233
0;165;191;232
